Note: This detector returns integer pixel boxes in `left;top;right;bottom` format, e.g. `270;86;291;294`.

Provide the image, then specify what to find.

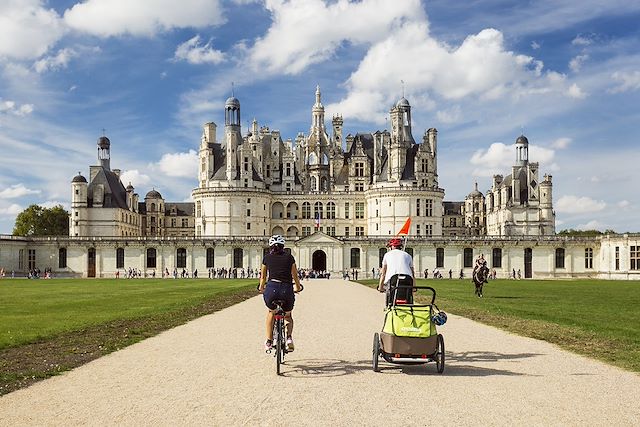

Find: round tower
70;172;88;236
97;136;111;170
515;134;529;166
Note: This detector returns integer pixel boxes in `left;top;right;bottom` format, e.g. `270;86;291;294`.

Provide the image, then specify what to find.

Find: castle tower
515;134;529;166
199;122;216;188
224;95;241;181
332;114;343;150
97;136;111;170
70;172;88;236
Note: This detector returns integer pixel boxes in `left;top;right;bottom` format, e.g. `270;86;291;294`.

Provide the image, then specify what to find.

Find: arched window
492;248;502;268
379;248;386;268
58;248;67;268
436;248;444;269
314;202;323;219
116;247;125;269
206;248;214;268
308;153;318;165
326;202;336;219
463;248;473;268
350;248;361;269
286;202;299;219
150;203;156;212
555;248;565;269
177;248;187;268
233;248;243;268
146;248;156;269
311;176;318;191
302;202;311;219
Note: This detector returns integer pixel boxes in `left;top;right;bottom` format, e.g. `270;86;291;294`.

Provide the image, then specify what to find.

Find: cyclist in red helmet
378;237;415;305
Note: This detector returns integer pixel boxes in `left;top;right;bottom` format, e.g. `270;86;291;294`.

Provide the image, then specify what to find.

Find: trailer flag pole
397;217;411;250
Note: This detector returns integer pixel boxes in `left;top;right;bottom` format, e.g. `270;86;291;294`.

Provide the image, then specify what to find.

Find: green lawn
0;278;257;350
359;278;640;372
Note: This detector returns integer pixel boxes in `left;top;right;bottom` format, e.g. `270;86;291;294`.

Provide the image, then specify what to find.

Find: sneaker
286;337;294;352
264;339;273;351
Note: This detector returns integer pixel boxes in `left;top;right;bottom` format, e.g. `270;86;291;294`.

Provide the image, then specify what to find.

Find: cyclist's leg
284;311;293;337
266;310;275;341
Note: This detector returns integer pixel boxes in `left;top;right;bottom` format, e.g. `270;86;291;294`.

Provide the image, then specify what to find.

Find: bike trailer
380;305;438;355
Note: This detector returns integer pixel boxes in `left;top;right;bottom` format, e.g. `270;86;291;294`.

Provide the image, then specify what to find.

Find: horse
472;264;489;297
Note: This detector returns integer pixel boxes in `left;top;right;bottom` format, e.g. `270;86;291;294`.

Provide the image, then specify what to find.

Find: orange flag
397;217;411;236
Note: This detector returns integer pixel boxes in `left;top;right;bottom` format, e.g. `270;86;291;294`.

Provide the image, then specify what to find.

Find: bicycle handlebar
386;284;436;304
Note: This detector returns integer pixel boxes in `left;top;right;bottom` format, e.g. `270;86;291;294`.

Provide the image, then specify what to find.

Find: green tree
13;204;69;236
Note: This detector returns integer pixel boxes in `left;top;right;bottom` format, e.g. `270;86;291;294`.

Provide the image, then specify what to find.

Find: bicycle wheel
372;333;380;372
275;319;283;375
435;334;445;374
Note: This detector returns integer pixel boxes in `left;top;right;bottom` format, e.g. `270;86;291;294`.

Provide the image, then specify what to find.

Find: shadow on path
282;359;371;378
447;351;542;363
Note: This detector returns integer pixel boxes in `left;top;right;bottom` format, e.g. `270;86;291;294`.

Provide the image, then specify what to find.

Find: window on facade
233;248;243;268
450;218;456;227
631;246;640;270
344;202;350;219
345;227;350;237
116;248;124;269
355;162;364;177
416;199;421;216
146;248;156;268
266;164;271;178
182;218;188;227
27;249;36;270
416;224;420;236
247;223;251;230
555;248;565;269
58;248;67;268
421;158;428;173
177;248;187;268
286;163;291;177
406;248;414;258
206;248;214;268
355;182;364;192
302;202;311;219
350;248;361;268
355;202;364;219
314;202;323;219
355;226;364;236
585;248;594;269
302;226;311;237
18;249;24;270
171;218;176;227
326;202;336;219
463;248;474;268
196;201;201;217
426;199;433;216
436;248;444;268
615;246;620;270
492;248;502;268
426;224;433;236
379;248;386;268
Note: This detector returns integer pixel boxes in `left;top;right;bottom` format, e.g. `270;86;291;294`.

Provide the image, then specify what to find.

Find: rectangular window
436;248;444;268
492;248;502;268
327;226;336;236
425;199;433;217
345;202;350;219
18;249;24;270
350;248;361;268
286;163;291;177
355;182;364;192
302;226;311;237
416;199;421;216
421;158;428;173
426;224;433;236
416;224;420;236
555;248;565;269
585;248;594;269
28;249;36;270
247;223;251;230
355;162;364;177
182;218;188;227
59;248;67;269
171;218;176;227
631;246;640;270
116;248;125;269
246;209;251;216
464;248;473;268
345;227;350;237
355;226;364;236
243;157;249;172
355;202;364;219
450;218;456;227
615;246;620;270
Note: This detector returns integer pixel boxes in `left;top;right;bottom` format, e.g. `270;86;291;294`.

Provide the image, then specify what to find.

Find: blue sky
1;0;639;234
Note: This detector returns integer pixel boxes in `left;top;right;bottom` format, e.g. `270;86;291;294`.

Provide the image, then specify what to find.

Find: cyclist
377;237;415;305
258;235;302;352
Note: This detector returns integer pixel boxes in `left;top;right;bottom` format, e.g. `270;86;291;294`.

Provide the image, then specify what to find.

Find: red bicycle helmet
387;238;403;248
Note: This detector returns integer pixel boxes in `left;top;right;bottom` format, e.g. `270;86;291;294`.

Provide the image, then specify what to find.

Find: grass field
359;278;640;372
0;278;257;395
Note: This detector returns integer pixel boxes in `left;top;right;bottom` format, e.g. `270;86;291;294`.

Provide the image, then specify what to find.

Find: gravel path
1;279;639;426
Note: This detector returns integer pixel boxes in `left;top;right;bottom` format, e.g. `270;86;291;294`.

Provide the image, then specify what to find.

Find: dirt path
1;279;639;426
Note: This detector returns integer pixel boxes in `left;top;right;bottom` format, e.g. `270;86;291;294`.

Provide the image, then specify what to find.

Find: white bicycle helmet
269;235;286;247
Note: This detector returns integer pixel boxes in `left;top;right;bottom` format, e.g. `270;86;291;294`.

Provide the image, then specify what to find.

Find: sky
1;0;639;234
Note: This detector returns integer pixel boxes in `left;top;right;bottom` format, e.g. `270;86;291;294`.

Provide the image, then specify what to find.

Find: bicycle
258;284;303;375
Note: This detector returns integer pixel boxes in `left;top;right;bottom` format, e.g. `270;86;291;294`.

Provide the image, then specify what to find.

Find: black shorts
263;281;295;312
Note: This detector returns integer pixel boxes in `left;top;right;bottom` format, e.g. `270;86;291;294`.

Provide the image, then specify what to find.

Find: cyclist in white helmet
258;235;302;351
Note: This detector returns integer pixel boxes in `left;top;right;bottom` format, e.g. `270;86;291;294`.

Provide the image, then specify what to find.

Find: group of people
298;269;330;279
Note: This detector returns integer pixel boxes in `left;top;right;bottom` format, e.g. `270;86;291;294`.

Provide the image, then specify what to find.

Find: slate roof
87;166;129;209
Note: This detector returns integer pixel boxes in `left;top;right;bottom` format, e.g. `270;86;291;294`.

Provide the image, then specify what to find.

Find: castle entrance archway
312;250;327;272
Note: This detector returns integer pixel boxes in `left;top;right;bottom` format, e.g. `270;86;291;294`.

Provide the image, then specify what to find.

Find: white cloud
566;83;587;99
436;105;462;124
576;220;605;231
120;169;151;189
0;184;41;199
40;200;69;210
551;137;571;149
0;0;65;60
608;71;640;93
34;48;77;73
470;142;555;177
571;35;593;46
64;0;226;37
247;0;426;74
556;195;606;214
173;35;225;65
569;54;588;72
617;200;631;209
531;41;540;50
0;203;22;217
156;150;198;178
0;99;34;116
